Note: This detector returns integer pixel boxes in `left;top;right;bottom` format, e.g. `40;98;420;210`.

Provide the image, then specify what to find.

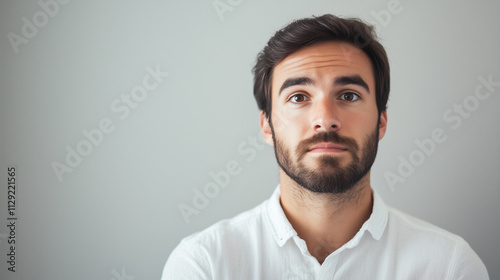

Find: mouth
307;142;348;153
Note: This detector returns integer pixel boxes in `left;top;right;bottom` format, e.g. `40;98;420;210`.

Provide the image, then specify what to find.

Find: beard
270;119;379;194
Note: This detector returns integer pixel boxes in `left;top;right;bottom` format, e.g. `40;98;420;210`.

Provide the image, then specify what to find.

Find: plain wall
0;0;499;279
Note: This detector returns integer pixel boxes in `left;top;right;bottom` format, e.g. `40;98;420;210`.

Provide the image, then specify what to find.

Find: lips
307;142;347;152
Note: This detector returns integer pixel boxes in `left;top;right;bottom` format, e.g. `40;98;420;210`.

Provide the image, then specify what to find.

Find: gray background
0;0;499;279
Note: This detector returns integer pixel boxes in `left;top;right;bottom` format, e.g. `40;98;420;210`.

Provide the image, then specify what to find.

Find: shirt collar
363;189;388;241
266;185;297;247
266;185;388;247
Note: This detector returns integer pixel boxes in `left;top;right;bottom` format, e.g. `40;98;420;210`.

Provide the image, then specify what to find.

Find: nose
311;97;341;132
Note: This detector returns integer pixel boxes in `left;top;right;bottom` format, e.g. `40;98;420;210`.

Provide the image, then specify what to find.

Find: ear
259;111;274;146
378;110;388;140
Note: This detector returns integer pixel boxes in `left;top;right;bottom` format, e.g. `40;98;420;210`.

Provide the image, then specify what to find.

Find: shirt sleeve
161;239;212;280
447;240;489;280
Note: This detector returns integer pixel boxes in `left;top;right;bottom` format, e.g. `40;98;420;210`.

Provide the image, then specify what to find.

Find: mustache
296;131;359;159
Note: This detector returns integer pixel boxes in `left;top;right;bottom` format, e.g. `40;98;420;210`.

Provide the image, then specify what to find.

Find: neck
279;170;373;264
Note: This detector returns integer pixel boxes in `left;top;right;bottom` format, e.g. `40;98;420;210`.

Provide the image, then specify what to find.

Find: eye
287;93;309;104
339;92;360;102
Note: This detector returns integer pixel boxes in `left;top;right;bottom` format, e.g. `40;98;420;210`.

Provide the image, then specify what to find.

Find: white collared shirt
162;186;489;279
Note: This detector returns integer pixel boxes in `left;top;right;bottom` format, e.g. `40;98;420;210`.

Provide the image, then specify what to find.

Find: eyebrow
334;75;370;93
278;74;370;95
279;77;314;95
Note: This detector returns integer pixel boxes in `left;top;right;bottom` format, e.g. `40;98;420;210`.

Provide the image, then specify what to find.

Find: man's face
260;41;387;193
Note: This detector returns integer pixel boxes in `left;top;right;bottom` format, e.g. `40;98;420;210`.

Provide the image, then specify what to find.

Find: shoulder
386;206;470;253
184;199;268;247
385;207;489;279
161;200;269;280
387;206;464;242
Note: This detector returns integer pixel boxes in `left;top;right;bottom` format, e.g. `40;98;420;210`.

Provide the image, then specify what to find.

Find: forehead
272;41;375;94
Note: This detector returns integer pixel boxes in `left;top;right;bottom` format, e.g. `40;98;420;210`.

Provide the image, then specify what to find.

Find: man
162;14;489;279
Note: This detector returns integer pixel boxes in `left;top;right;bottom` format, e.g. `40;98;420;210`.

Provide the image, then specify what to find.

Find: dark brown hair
252;14;390;118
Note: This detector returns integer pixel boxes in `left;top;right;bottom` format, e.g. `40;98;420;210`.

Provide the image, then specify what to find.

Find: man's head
252;15;390;194
253;14;390;119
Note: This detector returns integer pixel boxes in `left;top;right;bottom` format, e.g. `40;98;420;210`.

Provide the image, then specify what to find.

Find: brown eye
288;94;309;104
340;92;360;102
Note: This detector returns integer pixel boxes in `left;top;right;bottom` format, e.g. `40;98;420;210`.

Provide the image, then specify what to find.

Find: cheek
271;113;306;151
272;107;308;135
341;110;379;135
273;102;300;122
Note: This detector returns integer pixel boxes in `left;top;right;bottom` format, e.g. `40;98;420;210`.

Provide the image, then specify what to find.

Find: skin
259;41;388;264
